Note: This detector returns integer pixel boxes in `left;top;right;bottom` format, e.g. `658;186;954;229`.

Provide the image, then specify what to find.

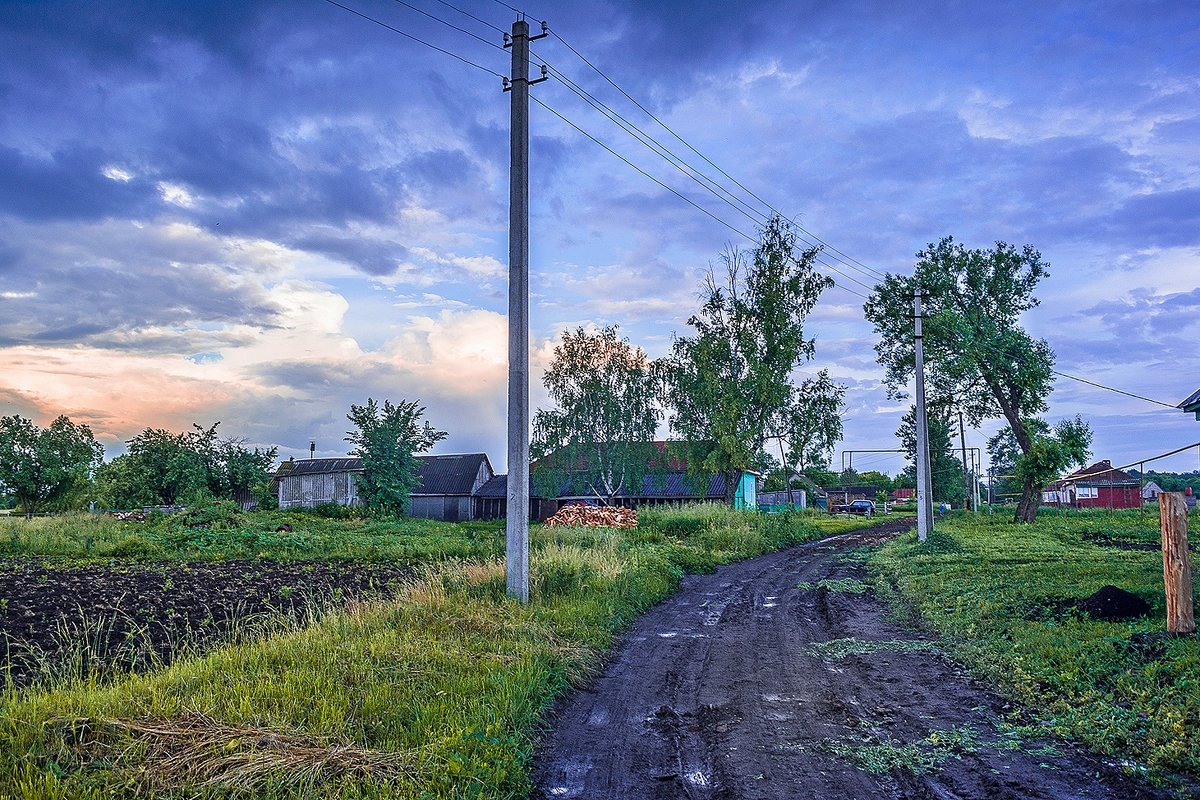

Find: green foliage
0;415;103;518
345;398;447;516
871;510;1200;779
817;725;980;775
897;406;964;505
96;424;277;509
806;637;940;660
531;326;661;503
660;215;833;505
865;237;1061;521
768;368;846;482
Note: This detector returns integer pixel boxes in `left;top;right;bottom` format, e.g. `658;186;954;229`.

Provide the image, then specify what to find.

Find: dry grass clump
64;712;428;793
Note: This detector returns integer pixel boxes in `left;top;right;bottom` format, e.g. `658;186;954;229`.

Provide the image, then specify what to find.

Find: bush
104;535;163;560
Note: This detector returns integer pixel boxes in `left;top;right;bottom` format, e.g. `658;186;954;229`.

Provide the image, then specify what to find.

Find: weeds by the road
815;724;981;775
806;637;940;661
796;578;870;593
871;509;1200;782
0;506;895;799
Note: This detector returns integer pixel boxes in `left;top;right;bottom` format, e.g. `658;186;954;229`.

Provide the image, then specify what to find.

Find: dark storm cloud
0;144;160;221
293;234;409;277
1103;189;1200;249
0;258;282;350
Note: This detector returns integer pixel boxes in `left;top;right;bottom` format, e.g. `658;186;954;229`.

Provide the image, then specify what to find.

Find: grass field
870;508;1200;784
0;504;893;799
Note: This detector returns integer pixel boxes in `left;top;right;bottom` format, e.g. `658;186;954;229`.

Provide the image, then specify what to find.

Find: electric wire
322;0;505;78
530;95;872;302
547;26;891;285
536;62;880;294
389;0;506;50
937;324;1180;411
431;0;506;34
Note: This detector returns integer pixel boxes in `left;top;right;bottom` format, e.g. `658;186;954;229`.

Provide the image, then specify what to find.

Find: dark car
847;499;875;517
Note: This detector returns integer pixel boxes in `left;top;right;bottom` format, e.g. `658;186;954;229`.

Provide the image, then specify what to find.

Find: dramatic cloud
1;0;1197;474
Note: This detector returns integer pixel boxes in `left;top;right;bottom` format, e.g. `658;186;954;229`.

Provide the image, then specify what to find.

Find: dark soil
532;519;1186;800
0;559;412;687
1078;585;1153;620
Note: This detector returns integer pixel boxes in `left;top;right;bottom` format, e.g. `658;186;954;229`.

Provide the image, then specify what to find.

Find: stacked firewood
545;504;638;528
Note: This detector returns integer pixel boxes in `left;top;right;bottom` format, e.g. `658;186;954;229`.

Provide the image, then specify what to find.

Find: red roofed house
1042;460;1141;510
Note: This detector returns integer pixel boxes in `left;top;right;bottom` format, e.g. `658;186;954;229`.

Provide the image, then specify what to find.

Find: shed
276;457;362;509
1180;388;1200;420
275;453;494;521
1142;480;1164;502
473;468;756;521
1042;460;1141;510
408;453;494;522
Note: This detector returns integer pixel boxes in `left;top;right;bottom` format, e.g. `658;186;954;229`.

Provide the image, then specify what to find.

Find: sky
1;0;1198;479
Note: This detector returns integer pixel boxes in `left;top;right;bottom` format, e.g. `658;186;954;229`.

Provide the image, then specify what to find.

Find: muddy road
533;520;1179;799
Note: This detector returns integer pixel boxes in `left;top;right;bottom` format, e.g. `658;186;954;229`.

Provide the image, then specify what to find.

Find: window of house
1077;486;1098;499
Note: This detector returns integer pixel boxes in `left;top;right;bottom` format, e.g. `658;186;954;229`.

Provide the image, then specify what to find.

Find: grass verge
0;507;894;798
869;509;1200;782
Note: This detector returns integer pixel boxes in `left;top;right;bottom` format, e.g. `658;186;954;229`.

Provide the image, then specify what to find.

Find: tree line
2;218;1095;523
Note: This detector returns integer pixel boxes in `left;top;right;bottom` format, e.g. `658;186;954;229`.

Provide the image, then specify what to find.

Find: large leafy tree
0;415;103;518
768;369;845;490
865;237;1074;521
97;424;277;508
345;398;447;515
531;326;661;504
660;216;832;505
896;405;964;506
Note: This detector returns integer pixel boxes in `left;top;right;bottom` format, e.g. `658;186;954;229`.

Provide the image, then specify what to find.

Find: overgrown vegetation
0;506;891;798
870;509;1200;781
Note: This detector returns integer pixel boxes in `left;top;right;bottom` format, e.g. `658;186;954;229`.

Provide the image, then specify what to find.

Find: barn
473;467;757;521
408;453;494;522
275;453;493;521
1042;460;1141;510
276;457;362;509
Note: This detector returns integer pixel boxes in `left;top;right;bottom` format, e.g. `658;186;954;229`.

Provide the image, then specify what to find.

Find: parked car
847;499;875;517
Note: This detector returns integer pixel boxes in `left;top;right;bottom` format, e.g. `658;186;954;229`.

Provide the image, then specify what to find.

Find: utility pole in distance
959;410;971;511
503;17;547;603
913;291;933;541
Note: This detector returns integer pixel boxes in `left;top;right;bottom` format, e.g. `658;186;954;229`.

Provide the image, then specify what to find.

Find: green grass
0;510;504;563
870;509;1200;781
0;506;891;799
806;637;940;660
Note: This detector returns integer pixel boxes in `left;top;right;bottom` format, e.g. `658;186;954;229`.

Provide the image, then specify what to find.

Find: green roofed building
1180;387;1200;420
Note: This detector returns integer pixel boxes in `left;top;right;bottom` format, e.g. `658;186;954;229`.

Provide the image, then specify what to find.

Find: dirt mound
1077;585;1151;620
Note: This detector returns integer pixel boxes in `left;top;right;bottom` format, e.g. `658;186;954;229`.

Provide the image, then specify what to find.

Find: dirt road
532;520;1179;799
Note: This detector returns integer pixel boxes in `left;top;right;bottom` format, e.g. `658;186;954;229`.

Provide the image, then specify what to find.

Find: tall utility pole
913;291;933;541
959;410;971;511
504;17;547;604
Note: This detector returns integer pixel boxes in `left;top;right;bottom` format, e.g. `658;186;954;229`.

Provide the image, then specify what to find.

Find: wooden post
1159;492;1195;635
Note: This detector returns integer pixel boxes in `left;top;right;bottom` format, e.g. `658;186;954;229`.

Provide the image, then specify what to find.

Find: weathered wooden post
1159;492;1195;635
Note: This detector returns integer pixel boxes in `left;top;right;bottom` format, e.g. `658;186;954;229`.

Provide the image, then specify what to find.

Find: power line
547;26;890;286
1049;369;1179;410
322;0;506;78
389;0;506;50
431;0;505;34
537;62;880;296
531;95;871;302
530;95;756;244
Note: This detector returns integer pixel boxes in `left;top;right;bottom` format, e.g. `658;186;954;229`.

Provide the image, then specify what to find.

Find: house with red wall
1041;460;1141;509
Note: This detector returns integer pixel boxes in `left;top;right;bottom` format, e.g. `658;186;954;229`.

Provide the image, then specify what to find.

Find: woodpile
545;504;638;528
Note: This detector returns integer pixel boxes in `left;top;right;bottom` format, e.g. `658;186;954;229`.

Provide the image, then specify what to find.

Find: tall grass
870;509;1200;782
0;506;891;799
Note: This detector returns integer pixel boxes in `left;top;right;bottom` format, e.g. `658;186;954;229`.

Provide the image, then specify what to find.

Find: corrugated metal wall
278;472;360;509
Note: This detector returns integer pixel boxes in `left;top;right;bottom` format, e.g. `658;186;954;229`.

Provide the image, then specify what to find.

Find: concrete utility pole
913;291;933;541
504;17;547;604
959;410;971;511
